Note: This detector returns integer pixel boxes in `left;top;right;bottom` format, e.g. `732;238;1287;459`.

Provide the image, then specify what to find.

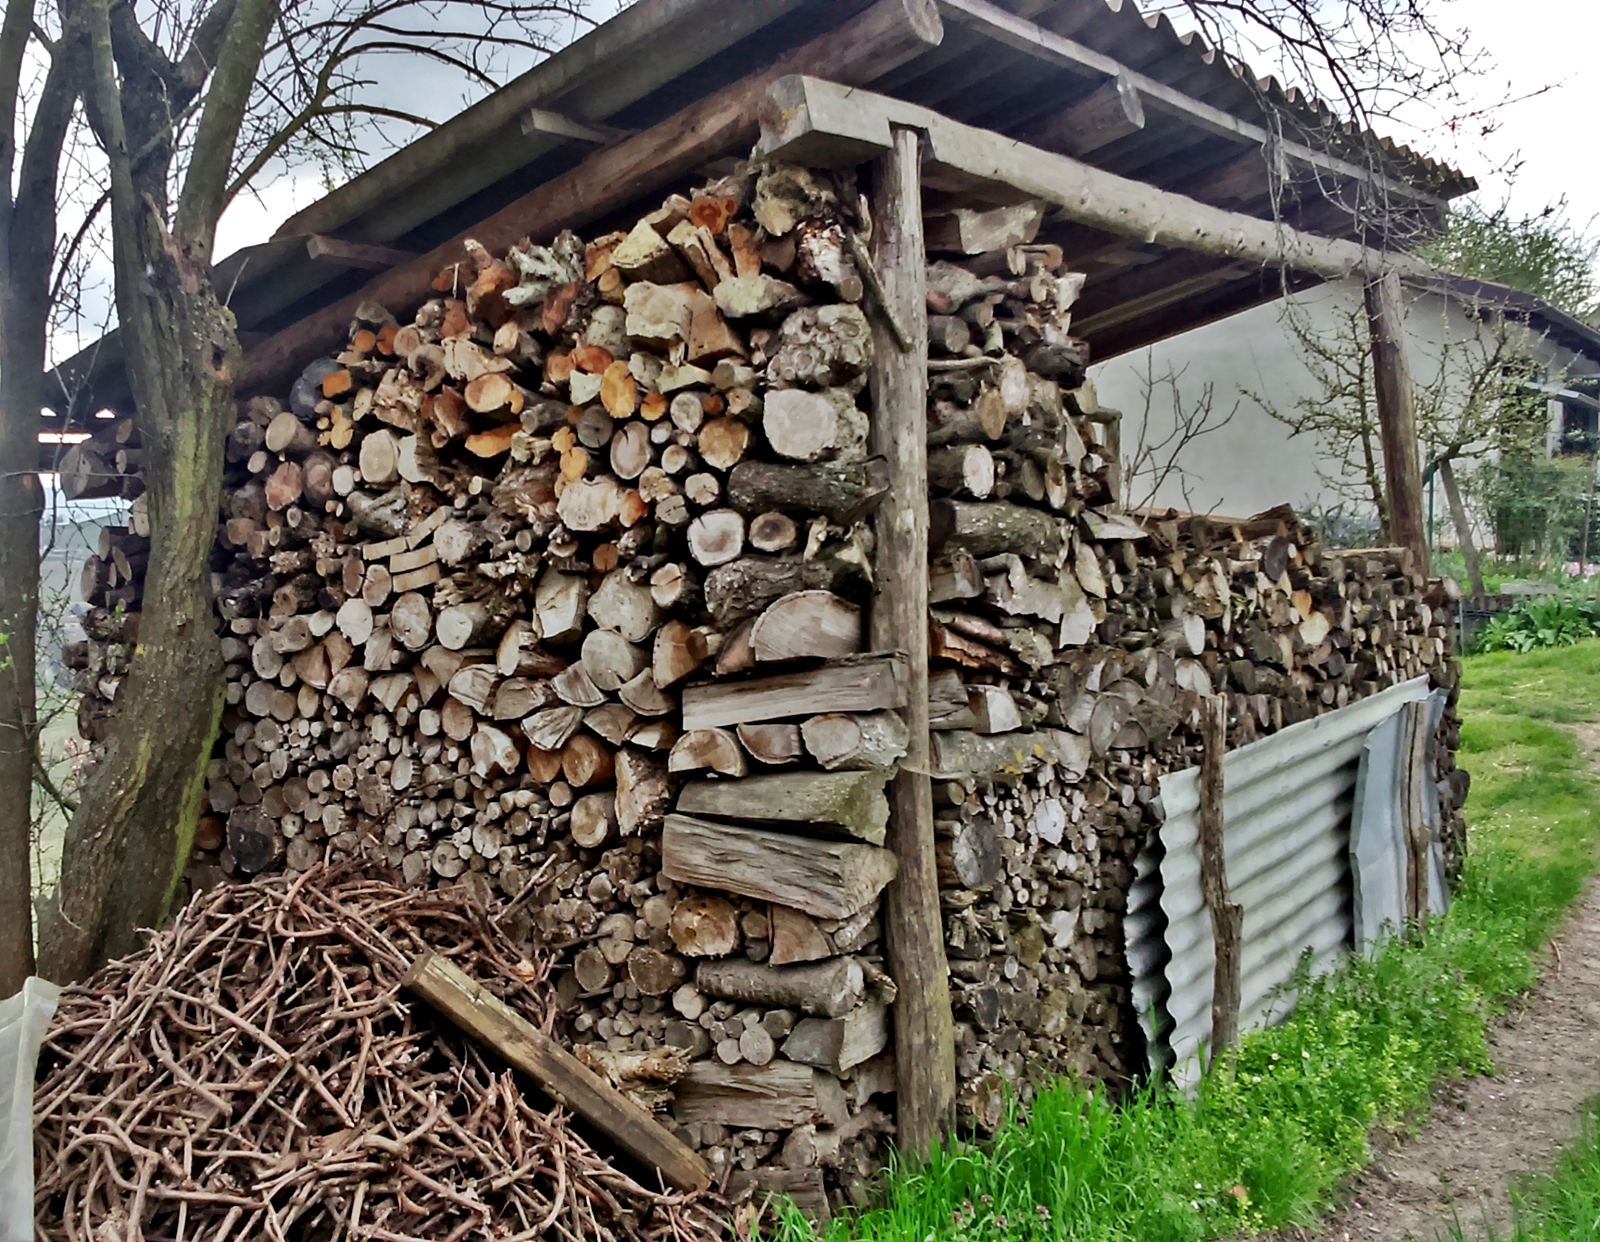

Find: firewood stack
66;153;1465;1210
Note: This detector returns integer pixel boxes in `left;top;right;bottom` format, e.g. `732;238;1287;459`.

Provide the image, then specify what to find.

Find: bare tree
1120;351;1238;515
0;0;593;984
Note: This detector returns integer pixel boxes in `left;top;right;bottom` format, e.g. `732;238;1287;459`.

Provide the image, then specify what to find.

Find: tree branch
176;0;241;92
175;0;277;256
0;0;37;215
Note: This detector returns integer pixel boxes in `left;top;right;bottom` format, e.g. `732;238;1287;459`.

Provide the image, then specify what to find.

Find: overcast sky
1399;0;1599;224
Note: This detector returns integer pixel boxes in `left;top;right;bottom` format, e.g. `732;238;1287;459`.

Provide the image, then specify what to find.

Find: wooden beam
402;950;711;1192
520;108;633;145
868;125;956;1157
1365;270;1430;572
238;0;943;394
1071;250;1254;340
305;234;417;271
1197;694;1241;1065
934;0;1455;208
757;75;1436;286
1020;71;1143;158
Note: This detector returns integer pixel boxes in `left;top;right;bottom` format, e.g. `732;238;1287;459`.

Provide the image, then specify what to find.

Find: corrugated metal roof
1130;675;1431;1085
48;0;1473;428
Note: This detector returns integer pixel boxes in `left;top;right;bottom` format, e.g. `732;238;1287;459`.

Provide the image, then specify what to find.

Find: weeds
769;644;1600;1242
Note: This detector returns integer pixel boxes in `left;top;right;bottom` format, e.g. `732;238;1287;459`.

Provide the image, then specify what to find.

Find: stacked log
70;155;1466;1209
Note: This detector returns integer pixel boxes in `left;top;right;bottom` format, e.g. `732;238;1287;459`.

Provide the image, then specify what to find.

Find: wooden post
1436;457;1484;596
1197;694;1242;1064
868;125;956;1155
1365;271;1430;574
1399;700;1431;928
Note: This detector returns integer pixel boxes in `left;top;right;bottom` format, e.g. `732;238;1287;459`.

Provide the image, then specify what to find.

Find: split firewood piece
570;791;618;848
599;360;638;419
615;749;671;834
498;618;564;677
581;628;647;691
928;668;978;730
697;418;749;472
694;957;865;1019
762;389;867;463
436;602;493;650
703;552;867;627
265;410;316;456
676;768;890;845
652;619;706;688
359;429;400;485
725;458;890;524
494;677;554;720
441;697;476;742
662;815;897;921
584;703;637;745
402;950;710;1193
749;511;798;553
618;668;676;717
967;683;1023;734
336;597;374;646
561;734;615;787
687;509;746;567
769;904;833;966
736;722;804;766
801;711;909;771
669;894;740;957
588;569;661;643
667;219;735;291
670;1061;833;1130
713;273;806;320
470;725;521;777
535;571;589;643
612;219;692;285
929;550;986;603
668;728;748;778
522;705;584;751
782;999;890;1076
750;590;860;663
265;462;304;510
680;654;907;731
927;729;1090;781
609;420;652;479
927;443;995;499
447;664;499;713
553;661;607;708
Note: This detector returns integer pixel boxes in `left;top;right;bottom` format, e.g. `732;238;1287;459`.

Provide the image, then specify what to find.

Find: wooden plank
1022;71;1144;159
756;76;1439;285
868;125;956;1157
1197;694;1242;1064
934;0;1453;208
305;234;417;271
679;653;907;731
239;0;944;394
401;950;711;1192
1400;699;1432;927
675;769;891;845
661;814;898;920
1365;270;1430;573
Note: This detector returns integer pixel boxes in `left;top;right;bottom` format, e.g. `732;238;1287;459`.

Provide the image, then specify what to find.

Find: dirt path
1304;785;1600;1240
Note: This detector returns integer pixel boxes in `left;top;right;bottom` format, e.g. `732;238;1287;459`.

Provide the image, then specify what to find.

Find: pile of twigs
34;867;728;1241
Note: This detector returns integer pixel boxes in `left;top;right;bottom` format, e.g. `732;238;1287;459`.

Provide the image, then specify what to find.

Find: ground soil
1296;724;1600;1241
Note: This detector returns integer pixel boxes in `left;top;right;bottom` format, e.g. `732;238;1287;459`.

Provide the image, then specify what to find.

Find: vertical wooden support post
868;124;956;1155
1399;699;1431;928
1365;270;1430;574
1197;694;1242;1064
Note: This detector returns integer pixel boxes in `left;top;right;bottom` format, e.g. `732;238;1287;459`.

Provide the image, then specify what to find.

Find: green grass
770;643;1600;1242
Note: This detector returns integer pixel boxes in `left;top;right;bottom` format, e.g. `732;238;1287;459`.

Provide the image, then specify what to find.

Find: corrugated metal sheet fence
1127;676;1440;1086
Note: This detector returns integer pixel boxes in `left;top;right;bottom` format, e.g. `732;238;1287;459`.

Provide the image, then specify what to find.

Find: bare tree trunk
0;326;43;995
37;0;273;981
0;3;84;991
1436;456;1484;596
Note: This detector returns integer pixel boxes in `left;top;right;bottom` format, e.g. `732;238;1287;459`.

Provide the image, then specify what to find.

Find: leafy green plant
1476;599;1600;654
768;644;1600;1242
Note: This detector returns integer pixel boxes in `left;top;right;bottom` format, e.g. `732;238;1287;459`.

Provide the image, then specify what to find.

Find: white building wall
1089;278;1581;521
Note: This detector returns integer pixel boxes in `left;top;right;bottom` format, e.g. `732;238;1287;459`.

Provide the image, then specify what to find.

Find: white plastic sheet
0;977;60;1242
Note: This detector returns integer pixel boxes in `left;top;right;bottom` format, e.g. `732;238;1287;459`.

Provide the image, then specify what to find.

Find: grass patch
771;644;1600;1242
